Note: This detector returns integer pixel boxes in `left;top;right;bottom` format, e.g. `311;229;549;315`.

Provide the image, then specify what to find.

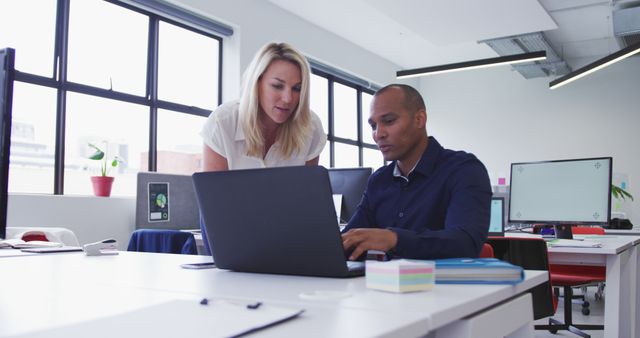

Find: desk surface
506;232;640;337
0;252;547;338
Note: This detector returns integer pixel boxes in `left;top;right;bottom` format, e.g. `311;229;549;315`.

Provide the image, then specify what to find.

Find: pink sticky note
498;178;506;185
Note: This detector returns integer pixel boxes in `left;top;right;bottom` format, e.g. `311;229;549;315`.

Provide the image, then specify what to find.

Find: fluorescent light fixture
396;51;546;79
549;41;640;89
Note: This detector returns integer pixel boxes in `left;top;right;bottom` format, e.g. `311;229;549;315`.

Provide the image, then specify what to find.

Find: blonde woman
199;42;327;254
201;42;326;171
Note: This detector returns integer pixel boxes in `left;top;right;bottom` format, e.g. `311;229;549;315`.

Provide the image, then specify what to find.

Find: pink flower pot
91;176;115;197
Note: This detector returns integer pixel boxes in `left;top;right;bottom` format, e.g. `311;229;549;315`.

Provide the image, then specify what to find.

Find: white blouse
200;101;327;170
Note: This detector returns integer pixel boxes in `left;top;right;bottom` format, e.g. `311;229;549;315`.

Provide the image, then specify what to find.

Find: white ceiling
269;0;638;72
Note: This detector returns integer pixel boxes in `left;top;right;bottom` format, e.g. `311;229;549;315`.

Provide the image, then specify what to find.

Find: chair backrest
479;243;494;258
487;237;555;319
127;229;197;255
571;226;605;235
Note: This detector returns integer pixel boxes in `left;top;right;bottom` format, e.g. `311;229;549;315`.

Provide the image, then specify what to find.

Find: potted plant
88;142;122;197
612;184;633;201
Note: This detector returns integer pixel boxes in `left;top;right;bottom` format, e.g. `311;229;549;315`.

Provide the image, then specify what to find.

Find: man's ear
415;108;427;129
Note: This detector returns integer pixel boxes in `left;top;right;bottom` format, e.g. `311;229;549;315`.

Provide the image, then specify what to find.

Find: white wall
419;57;640;224
7;194;136;246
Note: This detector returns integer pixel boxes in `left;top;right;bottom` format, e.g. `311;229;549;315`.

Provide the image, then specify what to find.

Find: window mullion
53;0;71;194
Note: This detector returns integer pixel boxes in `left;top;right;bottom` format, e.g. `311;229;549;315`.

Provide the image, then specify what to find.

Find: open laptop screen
489;197;505;236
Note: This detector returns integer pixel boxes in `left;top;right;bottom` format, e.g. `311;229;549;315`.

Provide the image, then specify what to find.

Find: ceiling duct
480;32;571;79
613;6;640;48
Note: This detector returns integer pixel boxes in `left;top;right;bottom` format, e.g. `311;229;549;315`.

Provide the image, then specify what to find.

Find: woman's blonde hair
239;42;312;159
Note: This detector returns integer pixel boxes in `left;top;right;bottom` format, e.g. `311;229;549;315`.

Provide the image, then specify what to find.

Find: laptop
489;197;506;236
192;166;365;278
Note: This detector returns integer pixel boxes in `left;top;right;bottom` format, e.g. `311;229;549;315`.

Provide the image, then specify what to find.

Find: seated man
342;84;491;260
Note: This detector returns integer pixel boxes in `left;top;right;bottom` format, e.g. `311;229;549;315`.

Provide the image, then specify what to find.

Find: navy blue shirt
344;137;491;259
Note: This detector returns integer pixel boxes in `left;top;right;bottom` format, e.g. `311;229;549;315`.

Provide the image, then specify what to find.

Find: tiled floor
534;288;604;338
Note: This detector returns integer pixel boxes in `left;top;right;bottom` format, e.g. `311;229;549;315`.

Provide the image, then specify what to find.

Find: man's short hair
374;84;425;113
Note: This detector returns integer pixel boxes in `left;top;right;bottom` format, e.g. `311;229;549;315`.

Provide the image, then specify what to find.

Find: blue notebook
434;258;524;284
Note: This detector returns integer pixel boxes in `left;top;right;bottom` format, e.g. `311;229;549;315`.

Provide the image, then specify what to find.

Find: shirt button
399;212;404;218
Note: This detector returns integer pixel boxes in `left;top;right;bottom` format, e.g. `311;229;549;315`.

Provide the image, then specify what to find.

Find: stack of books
435;258;524;284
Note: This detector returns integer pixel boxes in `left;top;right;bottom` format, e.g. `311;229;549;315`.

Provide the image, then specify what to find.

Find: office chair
127;229;197;255
479;243;494;258
540;226;606;337
486;237;555;321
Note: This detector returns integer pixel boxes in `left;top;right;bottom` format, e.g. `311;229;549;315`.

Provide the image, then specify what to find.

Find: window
309;68;384;170
158;22;220;110
0;0;57;77
8;83;57;194
0;0;225;196
67;0;148;95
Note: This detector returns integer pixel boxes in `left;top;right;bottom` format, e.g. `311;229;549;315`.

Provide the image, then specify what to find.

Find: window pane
363;147;384;171
361;92;374;145
334;143;359;168
156;110;205;174
67;0;148;95
333;83;357;140
64;93;149;197
310;74;328;133
8;83;57;194
158;22;219;110
0;0;57;76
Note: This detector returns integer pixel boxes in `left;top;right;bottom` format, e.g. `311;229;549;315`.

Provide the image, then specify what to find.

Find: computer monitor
509;157;612;239
327;167;372;223
0;48;15;240
489;197;505;236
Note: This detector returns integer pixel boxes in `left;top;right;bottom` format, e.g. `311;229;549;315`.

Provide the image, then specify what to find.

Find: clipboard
12;299;304;338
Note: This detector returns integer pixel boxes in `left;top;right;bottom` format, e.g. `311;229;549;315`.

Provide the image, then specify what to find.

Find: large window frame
10;0;224;194
310;68;381;168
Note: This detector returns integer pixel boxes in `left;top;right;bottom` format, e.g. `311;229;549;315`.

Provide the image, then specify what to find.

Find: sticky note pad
366;259;435;293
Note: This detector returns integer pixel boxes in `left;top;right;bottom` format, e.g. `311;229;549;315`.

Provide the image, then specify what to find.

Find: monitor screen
0;48;15;240
328;167;372;223
489;197;505;235
509;157;612;226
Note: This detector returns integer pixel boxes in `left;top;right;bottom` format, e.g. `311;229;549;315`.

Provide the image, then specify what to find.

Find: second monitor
328;167;372;224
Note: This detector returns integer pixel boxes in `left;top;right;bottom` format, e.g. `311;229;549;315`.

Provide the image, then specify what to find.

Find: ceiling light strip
396;51;546;79
549;41;640;89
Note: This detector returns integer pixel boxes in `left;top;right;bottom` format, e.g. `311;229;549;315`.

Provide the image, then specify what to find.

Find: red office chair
543;226;606;337
479;243;494;258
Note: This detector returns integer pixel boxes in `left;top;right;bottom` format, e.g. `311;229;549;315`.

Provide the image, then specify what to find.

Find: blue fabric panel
127;229;197;255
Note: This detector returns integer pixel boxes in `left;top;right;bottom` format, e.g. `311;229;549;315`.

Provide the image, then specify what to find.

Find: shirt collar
392;136;442;180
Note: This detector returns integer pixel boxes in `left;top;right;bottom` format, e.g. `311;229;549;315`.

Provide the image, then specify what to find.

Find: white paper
333;194;343;223
547;239;602;248
11;299;304;338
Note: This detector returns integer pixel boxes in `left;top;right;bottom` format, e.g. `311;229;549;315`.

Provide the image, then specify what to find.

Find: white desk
0;252;547;338
507;232;640;338
604;228;640;236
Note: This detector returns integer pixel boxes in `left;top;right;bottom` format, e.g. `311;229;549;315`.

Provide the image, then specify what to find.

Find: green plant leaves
612;184;634;201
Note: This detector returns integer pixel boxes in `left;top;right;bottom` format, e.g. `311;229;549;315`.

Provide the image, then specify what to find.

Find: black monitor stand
554;224;573;239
